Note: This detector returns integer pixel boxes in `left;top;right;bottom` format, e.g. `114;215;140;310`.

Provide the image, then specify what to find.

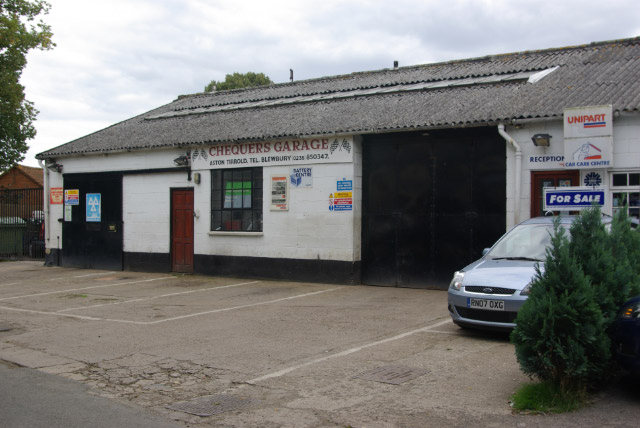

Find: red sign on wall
50;187;63;204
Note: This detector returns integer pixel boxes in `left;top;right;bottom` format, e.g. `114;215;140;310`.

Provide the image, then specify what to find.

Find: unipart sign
564;105;612;139
563;105;613;169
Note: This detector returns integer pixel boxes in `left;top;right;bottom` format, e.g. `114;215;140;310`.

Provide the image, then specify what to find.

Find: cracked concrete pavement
1;261;639;427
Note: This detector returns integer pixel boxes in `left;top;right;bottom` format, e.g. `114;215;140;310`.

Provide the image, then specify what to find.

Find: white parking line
246;318;453;384
48;271;117;281
57;280;260;313
0;286;342;325
0;276;174;302
0;283;21;288
107;287;342;325
0;306;105;322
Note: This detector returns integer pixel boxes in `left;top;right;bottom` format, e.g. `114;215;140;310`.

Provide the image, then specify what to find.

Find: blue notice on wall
337;179;352;191
86;193;101;222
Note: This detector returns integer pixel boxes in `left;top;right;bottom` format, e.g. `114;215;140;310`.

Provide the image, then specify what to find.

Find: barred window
211;168;263;231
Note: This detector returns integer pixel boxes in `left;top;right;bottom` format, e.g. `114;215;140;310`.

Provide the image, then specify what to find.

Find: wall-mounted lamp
46;162;63;173
193;172;201;184
531;133;552;147
173;155;189;166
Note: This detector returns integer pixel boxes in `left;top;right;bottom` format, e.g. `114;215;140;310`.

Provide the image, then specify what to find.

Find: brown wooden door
171;189;194;273
531;170;580;217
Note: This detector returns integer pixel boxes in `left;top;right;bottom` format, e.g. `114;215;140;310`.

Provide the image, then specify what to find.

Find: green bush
511;219;610;392
569;207;618;324
608;208;640;301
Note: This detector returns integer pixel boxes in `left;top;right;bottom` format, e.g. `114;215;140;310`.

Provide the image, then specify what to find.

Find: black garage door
62;173;123;270
362;128;505;288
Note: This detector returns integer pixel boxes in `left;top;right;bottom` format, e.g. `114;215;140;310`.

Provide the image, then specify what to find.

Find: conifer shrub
511;219;610;393
568;207;618;324
608;208;640;301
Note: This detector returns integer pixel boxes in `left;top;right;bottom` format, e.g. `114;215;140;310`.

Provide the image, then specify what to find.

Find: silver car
447;215;612;331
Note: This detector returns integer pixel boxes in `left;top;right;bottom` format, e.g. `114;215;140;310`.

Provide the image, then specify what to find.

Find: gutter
498;124;521;226
37;159;50;244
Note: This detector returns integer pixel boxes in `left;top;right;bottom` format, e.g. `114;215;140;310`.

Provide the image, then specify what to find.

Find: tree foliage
608;207;640;300
568;207;618;323
511;219;610;392
512;208;640;394
204;72;273;92
0;0;54;171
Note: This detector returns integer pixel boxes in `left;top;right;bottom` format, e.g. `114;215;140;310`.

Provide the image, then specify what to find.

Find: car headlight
619;302;640;319
520;283;532;296
449;271;465;291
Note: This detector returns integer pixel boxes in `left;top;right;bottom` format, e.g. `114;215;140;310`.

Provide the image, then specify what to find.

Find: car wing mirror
482;248;490;257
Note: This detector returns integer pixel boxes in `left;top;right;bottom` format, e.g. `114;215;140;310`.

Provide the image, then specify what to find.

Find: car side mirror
482;248;490;257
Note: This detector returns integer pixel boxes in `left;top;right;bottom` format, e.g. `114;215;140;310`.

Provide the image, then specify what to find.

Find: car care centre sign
191;137;354;169
563;105;613;169
543;186;605;211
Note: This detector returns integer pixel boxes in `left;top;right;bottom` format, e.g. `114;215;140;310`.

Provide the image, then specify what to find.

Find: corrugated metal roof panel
37;37;640;159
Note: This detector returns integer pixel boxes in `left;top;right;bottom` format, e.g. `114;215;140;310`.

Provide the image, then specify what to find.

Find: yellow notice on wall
334;192;352;198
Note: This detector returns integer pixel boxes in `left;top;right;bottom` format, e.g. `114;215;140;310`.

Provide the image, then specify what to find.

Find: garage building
36;37;640;288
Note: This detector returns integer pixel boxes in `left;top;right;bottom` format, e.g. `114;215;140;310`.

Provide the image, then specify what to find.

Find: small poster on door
270;176;289;211
64;189;79;205
64;205;73;222
86;193;101;222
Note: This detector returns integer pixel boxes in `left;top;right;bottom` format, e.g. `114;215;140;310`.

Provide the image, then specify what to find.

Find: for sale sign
543;186;605;211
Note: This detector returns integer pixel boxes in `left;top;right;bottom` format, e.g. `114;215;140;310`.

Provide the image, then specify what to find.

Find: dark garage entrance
62;173;123;270
362;128;506;288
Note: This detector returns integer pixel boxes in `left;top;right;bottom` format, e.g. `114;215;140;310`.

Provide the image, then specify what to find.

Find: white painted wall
123;172;190;253
504;114;640;229
44;148;190;252
192;137;362;262
45;140;363;263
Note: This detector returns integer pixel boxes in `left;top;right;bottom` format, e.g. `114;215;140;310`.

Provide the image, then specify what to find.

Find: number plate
467;298;505;311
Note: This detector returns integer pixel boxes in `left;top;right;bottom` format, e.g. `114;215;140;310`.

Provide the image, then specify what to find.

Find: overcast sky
20;0;640;166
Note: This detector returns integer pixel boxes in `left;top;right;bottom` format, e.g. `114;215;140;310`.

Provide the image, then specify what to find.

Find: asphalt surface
0;360;181;428
0;260;639;427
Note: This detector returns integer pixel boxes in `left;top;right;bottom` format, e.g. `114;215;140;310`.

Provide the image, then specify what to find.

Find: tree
204;72;273;92
608;207;640;300
0;0;54;171
511;220;610;393
568;206;619;323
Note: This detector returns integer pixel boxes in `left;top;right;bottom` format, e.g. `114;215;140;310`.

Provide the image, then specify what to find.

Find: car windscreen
486;223;566;261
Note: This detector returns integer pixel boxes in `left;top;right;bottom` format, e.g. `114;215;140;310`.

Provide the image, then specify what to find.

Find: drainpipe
498;124;522;226
38;159;50;245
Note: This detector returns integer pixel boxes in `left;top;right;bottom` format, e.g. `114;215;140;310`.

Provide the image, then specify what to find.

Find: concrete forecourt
0;261;637;427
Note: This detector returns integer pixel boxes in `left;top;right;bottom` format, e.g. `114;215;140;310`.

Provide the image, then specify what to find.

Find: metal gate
0;188;45;259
